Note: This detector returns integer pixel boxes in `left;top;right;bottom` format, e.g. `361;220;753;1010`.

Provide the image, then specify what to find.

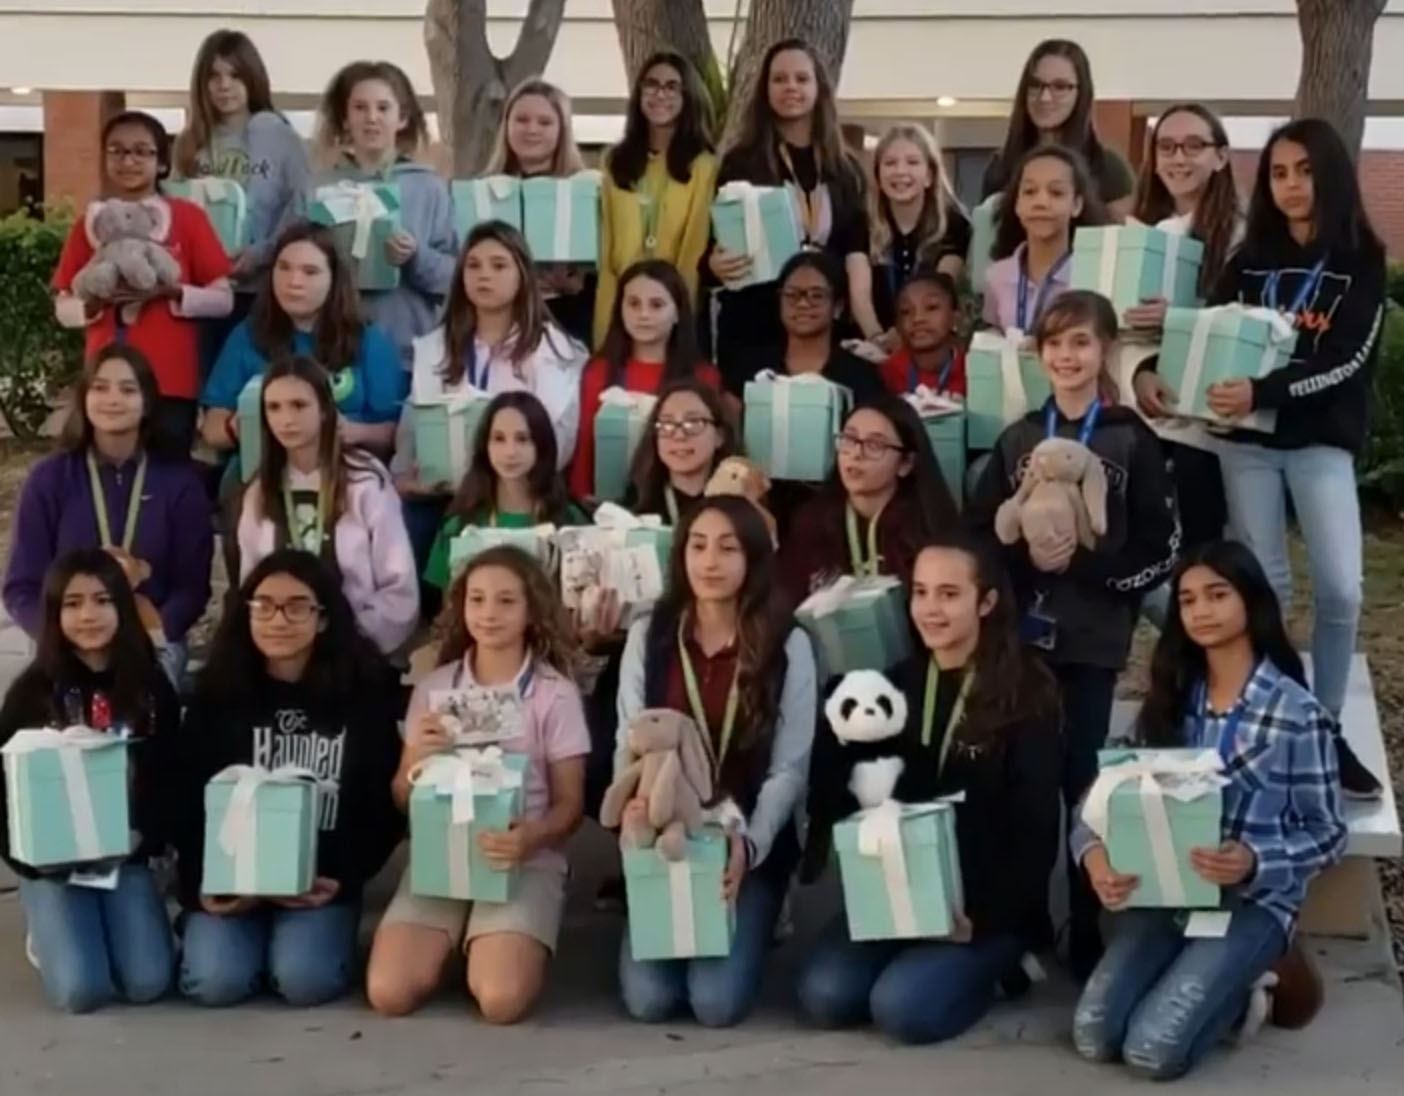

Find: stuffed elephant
994;436;1109;554
599;708;715;861
70;197;182;304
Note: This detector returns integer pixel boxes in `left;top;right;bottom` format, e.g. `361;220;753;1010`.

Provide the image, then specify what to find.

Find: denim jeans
618;867;785;1027
1072;904;1286;1080
18;862;174;1013
1219;440;1362;717
797;915;1022;1044
179;901;359;1007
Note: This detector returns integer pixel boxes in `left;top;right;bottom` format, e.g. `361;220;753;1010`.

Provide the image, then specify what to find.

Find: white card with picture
428;687;525;746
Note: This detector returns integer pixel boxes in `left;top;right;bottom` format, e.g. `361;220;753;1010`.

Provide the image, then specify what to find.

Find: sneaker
1236;972;1278;1045
592;874;625;914
1335;736;1383;801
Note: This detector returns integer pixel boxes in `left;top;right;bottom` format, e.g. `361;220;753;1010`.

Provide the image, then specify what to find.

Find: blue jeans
18;862;173;1013
1219;441;1362;717
797;915;1022;1044
179;901;359;1007
618;868;785;1027
1072;904;1286;1080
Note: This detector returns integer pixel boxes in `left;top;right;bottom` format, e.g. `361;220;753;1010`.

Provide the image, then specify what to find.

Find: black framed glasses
104;144;159;162
655;416;716;439
782;287;833;306
1154;136;1219;158
1027;79;1078;100
248;597;323;624
641;77;684;98
836;433;905;459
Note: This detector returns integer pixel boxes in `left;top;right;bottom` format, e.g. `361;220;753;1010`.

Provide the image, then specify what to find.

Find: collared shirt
662;630;740;756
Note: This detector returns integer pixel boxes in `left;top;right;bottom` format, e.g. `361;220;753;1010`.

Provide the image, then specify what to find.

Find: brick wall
42;91;125;209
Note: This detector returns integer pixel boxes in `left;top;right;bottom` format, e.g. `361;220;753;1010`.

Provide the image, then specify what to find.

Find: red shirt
52;197;232;400
662;631;739;760
569;356;723;499
879;344;968;398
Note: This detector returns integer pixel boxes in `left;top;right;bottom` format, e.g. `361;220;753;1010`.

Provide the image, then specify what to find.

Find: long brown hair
60;344;168;458
1132;103;1240;295
317;60;428;162
628;378;738;516
436;546;582;681
990;145;1109;261
445;391;573;525
609;51;714;188
869;124;964;263
485;79;585;177
174;29;277;178
598;259;703;389
249;223;365;376
1033;290;1122;406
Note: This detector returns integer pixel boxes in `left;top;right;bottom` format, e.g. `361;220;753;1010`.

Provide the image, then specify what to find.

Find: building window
952;148;995;207
0;133;43;215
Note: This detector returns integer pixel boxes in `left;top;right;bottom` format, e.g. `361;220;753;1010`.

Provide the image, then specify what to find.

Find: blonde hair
485;79;585;177
868;124;965;263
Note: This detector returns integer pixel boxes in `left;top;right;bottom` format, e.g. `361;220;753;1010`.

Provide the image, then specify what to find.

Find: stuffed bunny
599;708;715;860
705;456;778;546
70;198;182;316
994;436;1109;555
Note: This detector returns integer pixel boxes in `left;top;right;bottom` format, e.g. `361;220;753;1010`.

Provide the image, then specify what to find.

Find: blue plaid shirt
1072;659;1347;934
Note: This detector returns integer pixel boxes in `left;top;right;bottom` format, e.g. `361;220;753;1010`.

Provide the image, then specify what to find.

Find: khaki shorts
380;864;566;953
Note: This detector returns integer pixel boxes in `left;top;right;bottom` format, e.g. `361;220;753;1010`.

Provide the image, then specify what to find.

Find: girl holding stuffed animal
779;393;959;607
367;546;589;1023
1071;540;1346;1079
53;110;234;455
626;379;739;524
879;269;968;397
798;532;1062;1043
313;60;458;373
613;495;816;1026
967;290;1179;979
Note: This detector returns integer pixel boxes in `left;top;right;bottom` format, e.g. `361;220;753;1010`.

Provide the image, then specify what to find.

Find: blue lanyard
466;342;490;390
1192;676;1252;766
1016;251;1071;330
1045;398;1101;445
1264;259;1326;317
908;351;954;393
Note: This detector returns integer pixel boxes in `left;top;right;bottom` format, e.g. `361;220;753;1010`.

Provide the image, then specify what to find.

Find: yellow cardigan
593;149;719;347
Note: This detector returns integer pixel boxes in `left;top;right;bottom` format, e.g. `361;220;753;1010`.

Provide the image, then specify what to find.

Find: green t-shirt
423;503;589;589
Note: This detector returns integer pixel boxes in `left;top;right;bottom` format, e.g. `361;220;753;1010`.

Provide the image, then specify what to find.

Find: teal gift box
1070;225;1205;312
710;182;804;288
2;728;132;869
623;829;734;960
409;750;527;902
521;172;601;264
625;526;675;581
743;372;851;482
237;376;262;482
201;766;319;897
594;389;657;501
905;396;966;509
1157;305;1295;434
797;575;913;682
448;525;557;579
967;194;1001;295
165;178;249;258
1084;748;1225;909
414;394;491;488
309;182;403;291
452;175;523;240
966;331;1052;450
834;801;964;941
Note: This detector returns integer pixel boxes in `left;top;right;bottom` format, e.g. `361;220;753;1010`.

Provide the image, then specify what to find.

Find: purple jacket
3;449;212;642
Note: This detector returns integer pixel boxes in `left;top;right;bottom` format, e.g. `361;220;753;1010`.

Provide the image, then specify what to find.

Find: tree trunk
1294;0;1386;161
721;0;855;149
424;0;566;177
610;0;724;135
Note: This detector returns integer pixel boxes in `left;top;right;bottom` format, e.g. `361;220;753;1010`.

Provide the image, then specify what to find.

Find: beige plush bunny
994;437;1109;554
599;709;715;860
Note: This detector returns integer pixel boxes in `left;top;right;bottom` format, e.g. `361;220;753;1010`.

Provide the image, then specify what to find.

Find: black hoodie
170;669;404;908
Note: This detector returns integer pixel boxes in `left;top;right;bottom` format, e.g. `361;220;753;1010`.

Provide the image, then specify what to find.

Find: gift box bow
904;385;965;418
313;182;397;260
714;181;797;282
210;764;322;889
410;745;523;825
970;328;1035;424
853;794;966;936
176;177;247;227
799;574;903;616
3;725;126;863
593;500;664;533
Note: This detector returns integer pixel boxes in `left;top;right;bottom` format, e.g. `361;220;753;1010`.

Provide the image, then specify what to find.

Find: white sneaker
1236;972;1278;1045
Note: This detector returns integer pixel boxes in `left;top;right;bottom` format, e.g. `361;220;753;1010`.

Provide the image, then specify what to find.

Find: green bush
1388;261;1404;309
0;210;83;440
1359;300;1404;507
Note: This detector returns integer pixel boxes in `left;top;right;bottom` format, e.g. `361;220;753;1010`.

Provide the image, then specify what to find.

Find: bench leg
1297;859;1381;939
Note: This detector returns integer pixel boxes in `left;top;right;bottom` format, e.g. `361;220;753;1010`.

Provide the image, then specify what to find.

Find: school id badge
1021;591;1058;652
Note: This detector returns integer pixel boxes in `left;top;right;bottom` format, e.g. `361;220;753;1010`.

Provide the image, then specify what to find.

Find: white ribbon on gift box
543;171;600;262
903;385;964;418
715;180;797;285
313;182;390;260
211;764;321;894
1161;231;1184;300
668;858;697;956
854;795;965;938
474;175;517;222
2;725;125;863
410;746;523;897
178;177;248;247
971;330;1032;428
597;387;660;470
1176;305;1295;432
752;370;849;479
798;575;903;670
592;499;664;532
1079;750;1226;908
1091;227;1184;301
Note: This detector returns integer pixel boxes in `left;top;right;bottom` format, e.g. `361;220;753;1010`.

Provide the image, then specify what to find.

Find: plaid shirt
1072;658;1347;935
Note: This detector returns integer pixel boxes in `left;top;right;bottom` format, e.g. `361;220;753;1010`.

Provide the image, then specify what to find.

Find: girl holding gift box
879;269;969;397
967;291;1180;980
1071;540;1346;1079
486;79;596;347
614;496;817;1027
980;39;1135;220
368;547;589;1024
4;346;212;685
798;533;1062;1044
626;379;740;524
707;38;878;387
424;391;589;593
779;394;960;608
238;355;419;656
571;260;723;501
171;550;404;1007
313;61;458;373
595;52;719;347
0;549;180;1014
53;110;234;456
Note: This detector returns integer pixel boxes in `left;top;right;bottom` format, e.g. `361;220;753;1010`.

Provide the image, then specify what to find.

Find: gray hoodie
312;157;459;371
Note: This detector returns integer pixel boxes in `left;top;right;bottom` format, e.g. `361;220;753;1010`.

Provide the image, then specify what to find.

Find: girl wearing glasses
238;356;419;656
799;532;1061;1043
627;379;738;524
595;52;718;347
968;291;1179;980
53;110;233;456
0;549;180;1013
571;260;722;501
779;393;959;608
981;39;1135;220
615;496;816;1027
172;549;404;1007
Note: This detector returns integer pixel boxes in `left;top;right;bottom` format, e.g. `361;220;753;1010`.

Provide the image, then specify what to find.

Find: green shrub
0;210;83;440
1388;261;1404;308
1359;301;1404;506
